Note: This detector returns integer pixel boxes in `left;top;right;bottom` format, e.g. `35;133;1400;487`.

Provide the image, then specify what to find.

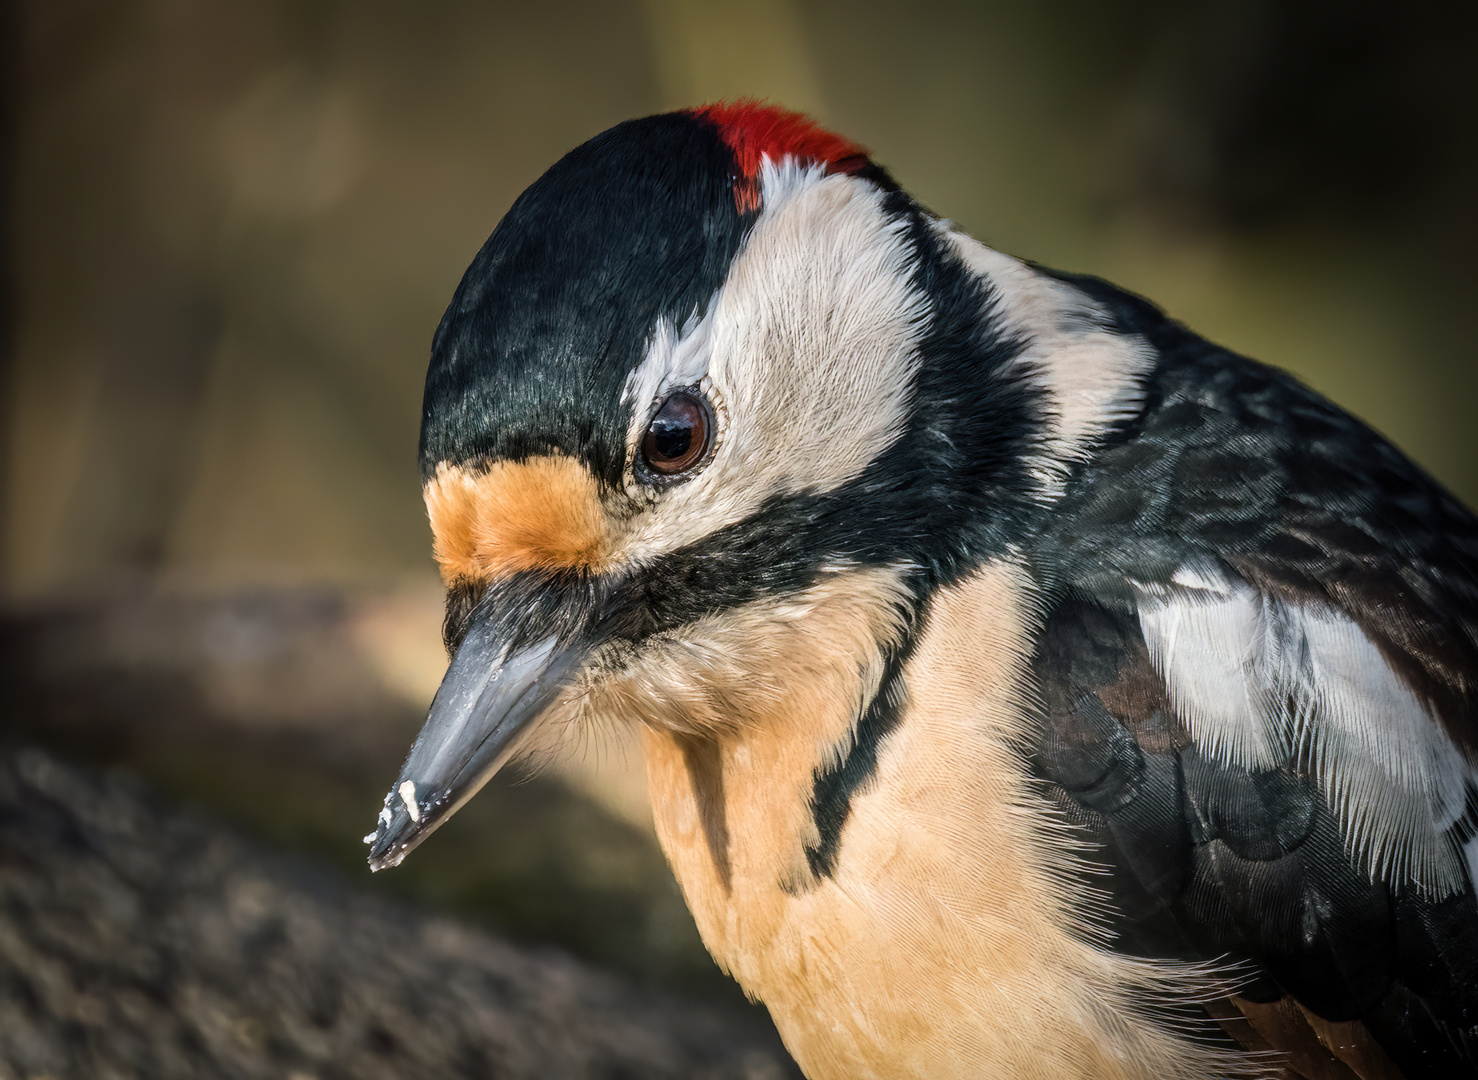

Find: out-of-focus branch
0;747;797;1079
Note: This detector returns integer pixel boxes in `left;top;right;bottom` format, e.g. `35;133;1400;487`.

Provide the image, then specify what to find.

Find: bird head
366;103;1140;870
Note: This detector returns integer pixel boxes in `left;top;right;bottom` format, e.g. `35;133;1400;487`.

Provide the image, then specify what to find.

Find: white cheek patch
943;232;1155;496
1137;570;1473;896
617;163;926;565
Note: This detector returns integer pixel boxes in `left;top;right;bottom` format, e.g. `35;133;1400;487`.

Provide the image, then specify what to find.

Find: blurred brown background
1;0;1476;1033
7;0;1478;599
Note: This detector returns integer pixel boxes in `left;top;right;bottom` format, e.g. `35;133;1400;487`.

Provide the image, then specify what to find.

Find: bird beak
365;609;586;871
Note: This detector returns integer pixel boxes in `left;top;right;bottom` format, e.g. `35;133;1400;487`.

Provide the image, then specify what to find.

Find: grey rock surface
0;747;795;1080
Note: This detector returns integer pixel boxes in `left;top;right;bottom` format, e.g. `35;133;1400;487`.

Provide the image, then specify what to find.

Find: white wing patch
1295;607;1470;893
1137;570;1473;896
1138;584;1289;769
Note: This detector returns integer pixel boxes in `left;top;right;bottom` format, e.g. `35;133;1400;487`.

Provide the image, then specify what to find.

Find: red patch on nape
689;101;871;213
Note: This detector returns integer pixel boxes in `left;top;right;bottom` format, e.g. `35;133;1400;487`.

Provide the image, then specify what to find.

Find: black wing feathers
1030;597;1478;1075
1028;273;1478;1074
1042;267;1478;747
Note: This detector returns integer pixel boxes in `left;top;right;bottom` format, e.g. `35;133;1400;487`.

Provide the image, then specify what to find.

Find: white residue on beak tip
362;831;377;844
378;807;392;828
399;780;421;822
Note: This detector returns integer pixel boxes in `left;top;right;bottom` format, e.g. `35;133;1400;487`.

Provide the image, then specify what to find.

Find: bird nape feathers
365;102;1478;1080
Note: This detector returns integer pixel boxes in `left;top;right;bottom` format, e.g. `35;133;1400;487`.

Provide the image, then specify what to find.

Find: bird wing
1029;320;1478;1077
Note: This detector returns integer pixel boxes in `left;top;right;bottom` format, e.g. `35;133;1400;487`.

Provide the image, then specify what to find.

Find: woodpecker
365;103;1478;1079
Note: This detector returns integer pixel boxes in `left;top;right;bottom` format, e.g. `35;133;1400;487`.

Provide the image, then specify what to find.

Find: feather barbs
690;101;872;213
423;456;612;582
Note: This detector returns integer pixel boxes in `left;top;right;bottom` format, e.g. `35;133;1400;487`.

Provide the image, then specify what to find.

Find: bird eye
640;389;712;477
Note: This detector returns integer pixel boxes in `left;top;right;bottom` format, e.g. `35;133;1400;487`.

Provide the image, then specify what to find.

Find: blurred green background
1;0;1475;1013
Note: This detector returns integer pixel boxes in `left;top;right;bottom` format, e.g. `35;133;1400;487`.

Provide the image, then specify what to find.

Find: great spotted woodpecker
366;103;1478;1080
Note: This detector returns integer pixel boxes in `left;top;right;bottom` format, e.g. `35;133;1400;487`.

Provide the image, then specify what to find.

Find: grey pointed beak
365;614;586;871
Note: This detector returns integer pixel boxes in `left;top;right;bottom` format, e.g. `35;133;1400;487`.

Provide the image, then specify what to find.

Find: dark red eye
640;390;712;476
